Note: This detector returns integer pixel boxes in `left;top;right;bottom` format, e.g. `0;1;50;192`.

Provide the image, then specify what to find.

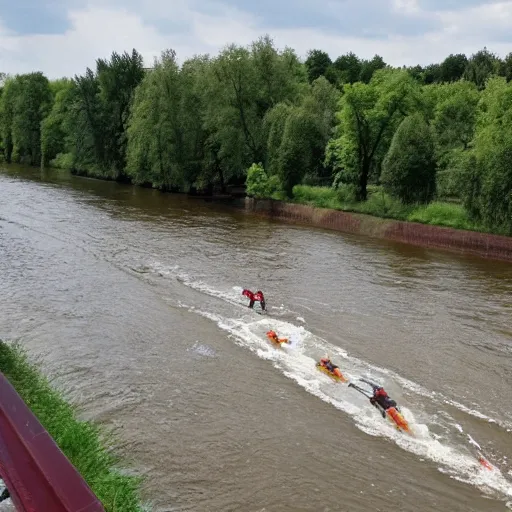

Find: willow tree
41;79;75;166
0;73;52;165
126;50;186;189
96;49;145;179
460;77;512;233
381;113;437;204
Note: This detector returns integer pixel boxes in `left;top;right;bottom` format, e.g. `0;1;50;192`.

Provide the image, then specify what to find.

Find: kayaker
320;357;337;373
267;330;287;344
362;380;398;416
242;289;266;311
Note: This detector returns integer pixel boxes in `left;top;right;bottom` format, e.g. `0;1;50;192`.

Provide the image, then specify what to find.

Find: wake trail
135;261;512;503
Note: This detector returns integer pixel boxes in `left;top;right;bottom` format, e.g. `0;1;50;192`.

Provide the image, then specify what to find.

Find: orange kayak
316;362;347;382
385;406;410;433
479;455;493;470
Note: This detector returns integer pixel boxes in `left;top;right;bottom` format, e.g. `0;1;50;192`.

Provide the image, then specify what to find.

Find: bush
292;185;338;208
50;152;73;170
245;163;282;199
355;189;411;219
408;201;476;230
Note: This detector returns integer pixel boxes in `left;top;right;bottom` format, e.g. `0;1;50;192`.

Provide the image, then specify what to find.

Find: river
0;164;511;512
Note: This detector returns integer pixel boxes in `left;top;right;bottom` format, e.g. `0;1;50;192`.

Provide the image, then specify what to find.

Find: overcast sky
0;0;510;78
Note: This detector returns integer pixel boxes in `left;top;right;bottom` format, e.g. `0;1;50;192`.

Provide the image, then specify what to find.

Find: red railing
0;373;105;511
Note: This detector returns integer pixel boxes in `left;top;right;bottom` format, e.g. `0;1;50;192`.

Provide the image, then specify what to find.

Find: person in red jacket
242;289;266;311
360;379;398;417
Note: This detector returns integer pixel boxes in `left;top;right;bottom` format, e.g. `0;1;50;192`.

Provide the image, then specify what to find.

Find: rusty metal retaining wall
244;198;512;262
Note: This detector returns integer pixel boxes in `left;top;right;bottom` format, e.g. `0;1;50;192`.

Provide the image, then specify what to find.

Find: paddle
348;383;386;418
348;382;373;398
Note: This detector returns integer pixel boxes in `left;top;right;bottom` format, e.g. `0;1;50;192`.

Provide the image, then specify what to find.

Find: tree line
0;39;511;234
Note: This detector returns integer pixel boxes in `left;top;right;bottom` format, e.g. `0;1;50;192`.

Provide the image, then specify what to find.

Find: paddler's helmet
267;330;276;337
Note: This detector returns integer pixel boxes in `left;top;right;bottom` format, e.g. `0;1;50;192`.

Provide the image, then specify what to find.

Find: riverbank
0;341;144;512
242;197;512;262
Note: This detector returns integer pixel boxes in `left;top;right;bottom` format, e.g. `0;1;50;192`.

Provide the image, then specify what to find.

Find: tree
432;81;479;151
41;79;75;166
333;52;361;84
263;102;293;176
428;81;480;198
328;69;419;200
126;50;189;190
263;76;339;189
7;72;52;165
459;77;512;233
422;64;442;84
96;49;145;179
67;68;104;174
277;108;324;196
498;52;512;82
381;113;437;203
463;48;500;89
439;54;468;82
359;55;386;83
0;77;19;162
305;49;332;83
205;44;262;179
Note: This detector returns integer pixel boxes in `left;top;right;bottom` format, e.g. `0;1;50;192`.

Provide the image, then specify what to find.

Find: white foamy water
134;261;512;504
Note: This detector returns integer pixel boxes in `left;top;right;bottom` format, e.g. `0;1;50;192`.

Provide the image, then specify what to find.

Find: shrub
246;163;282;199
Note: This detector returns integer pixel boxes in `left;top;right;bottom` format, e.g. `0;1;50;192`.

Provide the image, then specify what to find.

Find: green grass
406;201;478;231
290;185;495;234
0;341;145;512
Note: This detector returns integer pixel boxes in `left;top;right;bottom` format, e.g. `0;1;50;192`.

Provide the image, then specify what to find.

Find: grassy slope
290;185;497;234
0;341;144;512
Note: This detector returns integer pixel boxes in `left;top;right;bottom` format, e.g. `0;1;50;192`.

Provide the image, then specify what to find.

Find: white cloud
1;0;512;78
392;0;422;15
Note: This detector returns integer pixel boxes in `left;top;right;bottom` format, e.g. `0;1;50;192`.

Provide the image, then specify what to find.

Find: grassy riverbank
0;341;144;512
290;185;496;234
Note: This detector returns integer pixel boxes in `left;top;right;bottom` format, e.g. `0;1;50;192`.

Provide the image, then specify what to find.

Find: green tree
381;113;437;203
305;49;332;83
439;53;468;82
0;77;19;162
263;102;293;176
205;44;262;180
328;69;419;200
126;50;188;190
277;108;324;196
498;52;512;82
67;68;104;174
10;72;52;165
333;52;361;84
203;40;305;189
359;55;386;83
460;77;512;232
41;79;75;166
263;76;339;188
421;64;442;84
432;81;479;151
96;49;145;179
463;47;500;89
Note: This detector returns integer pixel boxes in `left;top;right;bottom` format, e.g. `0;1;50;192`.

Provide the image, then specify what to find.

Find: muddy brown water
0;165;511;512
